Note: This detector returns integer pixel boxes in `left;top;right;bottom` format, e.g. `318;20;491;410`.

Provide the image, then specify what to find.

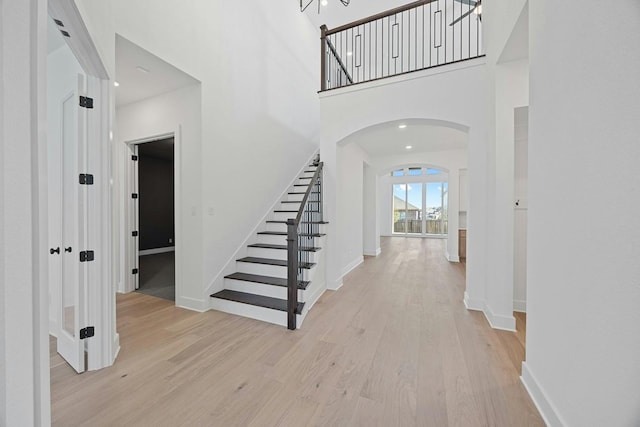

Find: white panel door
56;74;88;374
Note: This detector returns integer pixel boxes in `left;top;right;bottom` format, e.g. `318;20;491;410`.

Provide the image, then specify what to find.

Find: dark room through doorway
135;137;175;301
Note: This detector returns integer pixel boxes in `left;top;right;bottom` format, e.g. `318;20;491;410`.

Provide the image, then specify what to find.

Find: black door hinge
79;251;95;262
79;96;94;109
132;268;139;275
132;155;138;161
132;231;138;237
132;193;138;199
79;174;94;185
80;326;95;339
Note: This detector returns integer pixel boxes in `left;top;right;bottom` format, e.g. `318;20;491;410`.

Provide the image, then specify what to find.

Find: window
391;169;404;177
391;168;448;236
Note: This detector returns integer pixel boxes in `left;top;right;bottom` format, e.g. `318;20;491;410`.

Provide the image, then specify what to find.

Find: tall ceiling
303;0;409;30
346;119;468;158
115;35;199;107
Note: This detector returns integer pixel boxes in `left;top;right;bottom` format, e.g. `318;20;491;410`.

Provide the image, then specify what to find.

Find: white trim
328;279;344;291
319;56;487;99
139;246;175;256
342;256;364;278
176;296;209;313
125;129;180;303
483;303;516;332
521;362;566;427
463;291;484;311
513;299;527;313
205;149;320;297
364;247;381;257
111;333;120;364
446;251;460;262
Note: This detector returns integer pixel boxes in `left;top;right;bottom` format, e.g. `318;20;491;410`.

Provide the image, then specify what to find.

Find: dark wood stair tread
210;290;304;314
248;243;321;252
288;191;320;195
257;231;325;237
266;220;326;224
237;257;315;269
224;272;309;289
274;210;298;213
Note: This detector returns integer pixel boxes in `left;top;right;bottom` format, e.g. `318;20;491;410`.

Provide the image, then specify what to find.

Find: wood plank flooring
50;237;543;426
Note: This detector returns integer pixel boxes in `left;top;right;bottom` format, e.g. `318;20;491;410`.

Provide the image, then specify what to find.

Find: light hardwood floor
51;237;543;426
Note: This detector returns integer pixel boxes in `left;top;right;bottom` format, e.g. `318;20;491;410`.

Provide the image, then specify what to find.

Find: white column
1;0;51;425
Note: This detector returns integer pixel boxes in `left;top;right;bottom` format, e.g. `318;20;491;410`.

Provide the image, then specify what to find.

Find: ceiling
115;35;199;107
304;0;411;30
346;120;468;158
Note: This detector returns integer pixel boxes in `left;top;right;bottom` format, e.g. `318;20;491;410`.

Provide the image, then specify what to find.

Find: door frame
47;0;117;373
123;129;182;305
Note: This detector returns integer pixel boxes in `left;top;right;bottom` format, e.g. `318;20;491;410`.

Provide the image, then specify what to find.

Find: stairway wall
76;1;321;309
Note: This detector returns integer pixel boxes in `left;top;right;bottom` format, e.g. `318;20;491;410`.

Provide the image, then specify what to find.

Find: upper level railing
320;0;484;91
286;156;323;330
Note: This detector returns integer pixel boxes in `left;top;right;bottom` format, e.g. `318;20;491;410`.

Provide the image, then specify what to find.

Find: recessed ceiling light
321;0;328;5
347;51;353;56
113;81;120;87
136;66;150;73
398;124;407;129
405;145;413;150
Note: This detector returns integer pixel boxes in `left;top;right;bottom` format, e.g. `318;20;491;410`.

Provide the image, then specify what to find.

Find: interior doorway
131;137;176;301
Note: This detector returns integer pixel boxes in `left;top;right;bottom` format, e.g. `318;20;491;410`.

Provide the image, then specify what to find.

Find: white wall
486;58;529;330
513;106;528;312
116;85;202;309
524;0;640;425
320;60;489;300
336;143;369;277
46;43;85;335
76;1;321;308
375;149;467;261
1;0;50;424
362;162;380;256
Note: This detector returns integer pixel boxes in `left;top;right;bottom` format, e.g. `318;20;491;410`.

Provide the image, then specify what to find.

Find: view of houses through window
391;167;448;236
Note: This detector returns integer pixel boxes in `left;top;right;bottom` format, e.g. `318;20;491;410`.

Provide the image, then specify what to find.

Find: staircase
210;157;326;329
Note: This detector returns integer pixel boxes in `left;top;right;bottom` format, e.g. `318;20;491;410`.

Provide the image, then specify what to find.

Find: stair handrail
321;25;353;91
286;157;324;330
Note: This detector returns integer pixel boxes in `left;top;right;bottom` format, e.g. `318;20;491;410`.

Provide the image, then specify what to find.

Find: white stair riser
287;193;305;202
209;298;303;328
247;247;320;262
272;211;297;221
236;261;314;280
265;222;326;234
256;234;288;245
224;279;306;300
247;247;287;260
265;222;288;233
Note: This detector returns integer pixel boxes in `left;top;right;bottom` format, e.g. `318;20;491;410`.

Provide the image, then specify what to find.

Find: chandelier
300;0;350;14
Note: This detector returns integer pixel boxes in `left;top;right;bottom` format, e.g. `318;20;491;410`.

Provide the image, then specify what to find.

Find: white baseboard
464;293;516;332
513;299;527;313
112;333;120;364
176;296;209;312
328;278;343;291
447;251;460;262
139;246;175;256
363;247;381;257
342;256;364;278
521;362;566;427
483;304;516;331
463;291;484;311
